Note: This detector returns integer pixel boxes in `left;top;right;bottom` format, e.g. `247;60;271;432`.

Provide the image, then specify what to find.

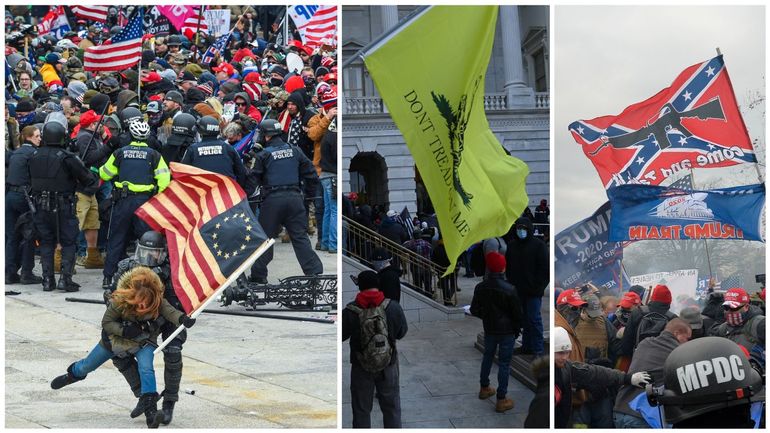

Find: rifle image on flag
591;97;726;155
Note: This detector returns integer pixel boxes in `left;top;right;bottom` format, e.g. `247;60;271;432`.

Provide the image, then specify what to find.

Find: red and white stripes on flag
290;5;337;48
83;10;144;72
70;6;109;23
181;6;209;36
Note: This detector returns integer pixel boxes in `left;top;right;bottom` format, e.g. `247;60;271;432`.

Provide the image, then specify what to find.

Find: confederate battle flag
569;55;757;189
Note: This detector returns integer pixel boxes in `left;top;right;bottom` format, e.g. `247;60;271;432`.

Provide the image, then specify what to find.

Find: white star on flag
683;90;692;101
705;66;716;77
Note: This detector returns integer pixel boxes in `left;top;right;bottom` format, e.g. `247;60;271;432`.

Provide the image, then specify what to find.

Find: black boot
160;400;175;425
102;275;113;290
130;398;146;419
51;363;85;389
5;273;20;284
42;276;56;292
141;392;162;428
20;273;43;284
57;275;80;292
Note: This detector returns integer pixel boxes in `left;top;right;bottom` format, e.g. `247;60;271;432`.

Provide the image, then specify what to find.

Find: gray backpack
347;299;393;372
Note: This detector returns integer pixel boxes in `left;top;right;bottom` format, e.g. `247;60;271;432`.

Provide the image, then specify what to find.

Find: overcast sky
554;6;765;232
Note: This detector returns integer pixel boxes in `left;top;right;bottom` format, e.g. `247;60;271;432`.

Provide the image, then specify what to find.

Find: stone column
500;6;534;109
381;6;399;33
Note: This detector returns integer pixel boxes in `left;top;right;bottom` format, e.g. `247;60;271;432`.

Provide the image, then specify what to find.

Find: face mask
516;228;528;239
617;309;631;325
270;77;283;87
724;310;745;326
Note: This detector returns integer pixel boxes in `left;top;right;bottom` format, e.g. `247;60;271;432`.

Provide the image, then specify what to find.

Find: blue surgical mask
516;228;528;239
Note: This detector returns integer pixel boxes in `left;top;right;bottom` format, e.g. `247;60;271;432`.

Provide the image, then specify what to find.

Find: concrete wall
342;256;465;324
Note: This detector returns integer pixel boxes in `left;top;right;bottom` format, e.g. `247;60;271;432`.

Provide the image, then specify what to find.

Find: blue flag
232;128;256;157
202;32;232;65
609;184;765;242
555;201;630;294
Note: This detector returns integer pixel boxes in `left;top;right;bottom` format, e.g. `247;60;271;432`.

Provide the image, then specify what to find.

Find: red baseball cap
619;291;641;309
723;288;750;309
244;72;265;85
212;62;235;76
141;71;162;84
79;110;101;127
557;289;587;307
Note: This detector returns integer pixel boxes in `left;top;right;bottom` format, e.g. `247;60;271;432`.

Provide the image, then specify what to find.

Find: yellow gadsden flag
363;6;530;274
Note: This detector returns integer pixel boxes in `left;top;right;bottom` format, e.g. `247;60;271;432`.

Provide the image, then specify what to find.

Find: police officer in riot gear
249;118;323;283
106;231;188;425
180;115;248;189
647;336;764;428
29;122;99;291
99;120;171;290
161;112;197;164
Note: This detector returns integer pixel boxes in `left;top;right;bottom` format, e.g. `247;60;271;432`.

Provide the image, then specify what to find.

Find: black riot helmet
196;115;220;138
172;113;197;138
135;231;168;267
259;118;283;138
646;336;763;427
42;121;67;147
118;107;143;129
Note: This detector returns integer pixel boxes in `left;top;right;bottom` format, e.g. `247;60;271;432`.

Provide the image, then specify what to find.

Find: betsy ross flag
135;163;269;314
84;9;144;72
362;6;529;274
570;56;757;190
201;31;232;65
71;6;109;23
289;5;337;48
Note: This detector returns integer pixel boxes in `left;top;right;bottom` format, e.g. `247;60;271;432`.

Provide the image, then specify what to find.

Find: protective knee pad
112;356;142;398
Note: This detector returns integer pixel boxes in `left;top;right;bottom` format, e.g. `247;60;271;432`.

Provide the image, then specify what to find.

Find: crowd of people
5;6;337;428
554;280;765;428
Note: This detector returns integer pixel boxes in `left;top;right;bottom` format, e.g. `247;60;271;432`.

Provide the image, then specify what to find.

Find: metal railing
342;215;458;306
344;93;554;115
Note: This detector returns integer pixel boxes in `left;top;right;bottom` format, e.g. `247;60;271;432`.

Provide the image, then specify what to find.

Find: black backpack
634;306;676;349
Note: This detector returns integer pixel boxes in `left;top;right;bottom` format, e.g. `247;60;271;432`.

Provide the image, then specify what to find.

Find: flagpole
284;5;289;44
153;238;276;354
194;5;204;47
7;62;18;92
689;167;714;279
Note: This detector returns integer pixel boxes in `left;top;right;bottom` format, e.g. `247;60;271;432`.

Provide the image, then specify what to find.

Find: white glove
631;372;652;388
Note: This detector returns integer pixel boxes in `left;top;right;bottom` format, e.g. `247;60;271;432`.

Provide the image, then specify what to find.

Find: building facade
342;5;550;215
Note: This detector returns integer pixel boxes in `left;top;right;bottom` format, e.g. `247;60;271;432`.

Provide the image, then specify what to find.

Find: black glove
179;315;196;328
122;323;143;338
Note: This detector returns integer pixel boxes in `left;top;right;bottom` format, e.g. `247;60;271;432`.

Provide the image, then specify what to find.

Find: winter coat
614;331;680;420
306;111;332;175
116;90;139;113
620;301;677;356
286;90;315;159
234;91;263;124
378;265;402;303
378;217;408;245
39;63;63;88
318;118;337;174
470;272;523;336
708;304;765;347
505;217;549;297
555;361;630;428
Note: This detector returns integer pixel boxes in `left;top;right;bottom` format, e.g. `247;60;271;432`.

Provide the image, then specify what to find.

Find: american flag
570;56;757;190
84;9;144;72
201;31;232;65
720;273;744;290
70;6;109;23
293;5;337;48
135;163;269;314
667;173;693;190
181;5;209;36
396;206;415;239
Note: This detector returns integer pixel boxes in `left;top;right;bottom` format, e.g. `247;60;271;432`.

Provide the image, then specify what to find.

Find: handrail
342;215;458;306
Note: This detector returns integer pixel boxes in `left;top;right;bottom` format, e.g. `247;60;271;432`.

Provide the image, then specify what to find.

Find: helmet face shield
135;245;167;267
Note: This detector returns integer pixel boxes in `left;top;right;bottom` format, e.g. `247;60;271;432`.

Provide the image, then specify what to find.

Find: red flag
135;163;268;314
71;6;109;23
569;56;756;189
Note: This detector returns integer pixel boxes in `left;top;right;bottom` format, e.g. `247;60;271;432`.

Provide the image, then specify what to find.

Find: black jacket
614;330;680;420
470;273;523;336
76;128;112;169
378;217;408;245
342;295;408;367
505;217;549;297
620;301;677;356
555;361;630;428
378;265;402;303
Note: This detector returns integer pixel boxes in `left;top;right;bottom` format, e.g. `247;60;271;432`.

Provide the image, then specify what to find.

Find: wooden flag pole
154;238;276;354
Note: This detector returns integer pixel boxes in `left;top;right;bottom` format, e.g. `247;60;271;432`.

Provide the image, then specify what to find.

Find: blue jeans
522;295;544;355
480;334;515;399
320;176;337;251
73;342;157;394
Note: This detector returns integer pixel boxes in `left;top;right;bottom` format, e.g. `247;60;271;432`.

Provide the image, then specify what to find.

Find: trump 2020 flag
608;184;765;242
362;6;529;274
135;163;269;314
555;202;630;293
570;56;757;189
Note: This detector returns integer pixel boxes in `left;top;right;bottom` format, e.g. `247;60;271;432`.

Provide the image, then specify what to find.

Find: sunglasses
236;102;248;107
722;305;744;312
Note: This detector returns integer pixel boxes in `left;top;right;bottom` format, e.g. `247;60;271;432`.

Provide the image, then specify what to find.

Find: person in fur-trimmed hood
49;267;196;428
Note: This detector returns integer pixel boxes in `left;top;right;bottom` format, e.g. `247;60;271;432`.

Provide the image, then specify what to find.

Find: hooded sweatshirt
286;89;314;160
505;217;549;297
233;91;263;123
